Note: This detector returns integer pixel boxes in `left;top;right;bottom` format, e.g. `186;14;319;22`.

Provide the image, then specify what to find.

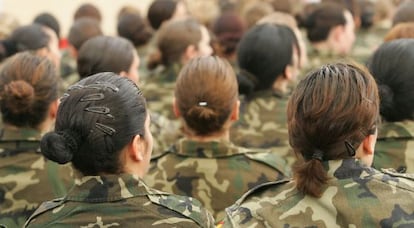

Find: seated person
145;56;290;221
25;72;214;227
367;39;414;173
223;63;414;227
0;53;72;227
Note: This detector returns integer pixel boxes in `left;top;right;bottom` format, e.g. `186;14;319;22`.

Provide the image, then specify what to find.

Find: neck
272;75;289;94
185;129;230;142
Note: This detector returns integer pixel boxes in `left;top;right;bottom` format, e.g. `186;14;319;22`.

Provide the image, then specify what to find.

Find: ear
230;100;240;121
330;25;345;43
284;65;294;81
183;44;197;62
49;99;59;119
362;133;377;155
119;71;128;77
128;135;145;162
172;97;180;118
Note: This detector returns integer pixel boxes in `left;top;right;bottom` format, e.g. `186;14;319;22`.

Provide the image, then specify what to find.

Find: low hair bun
378;84;395;120
40;131;80;164
2;80;35;114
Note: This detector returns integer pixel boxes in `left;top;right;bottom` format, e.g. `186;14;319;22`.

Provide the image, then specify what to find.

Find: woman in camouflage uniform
25;73;214;227
367;39;414;173
223;63;414;227
230;23;300;167
0;53;72;227
146;56;290;221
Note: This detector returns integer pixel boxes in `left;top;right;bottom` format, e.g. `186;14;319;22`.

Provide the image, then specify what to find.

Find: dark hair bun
40;131;79;164
2;80;35;114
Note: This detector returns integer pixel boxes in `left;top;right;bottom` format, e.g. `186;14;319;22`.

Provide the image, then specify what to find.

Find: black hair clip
345;141;356;157
86;83;119;93
80;93;105;102
312;149;324;161
95;122;116;136
67;85;84;91
85;106;114;118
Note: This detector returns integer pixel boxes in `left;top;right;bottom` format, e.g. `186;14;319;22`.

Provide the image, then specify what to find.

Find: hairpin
80;93;105;102
345;141;356;157
95;122;116;136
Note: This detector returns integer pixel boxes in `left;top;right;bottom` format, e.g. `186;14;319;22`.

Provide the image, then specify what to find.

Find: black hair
237;23;298;97
147;0;179;30
367;39;414;122
117;12;153;47
0;24;49;61
77;36;135;79
68;18;103;51
41;72;147;175
304;2;346;42
33;12;60;39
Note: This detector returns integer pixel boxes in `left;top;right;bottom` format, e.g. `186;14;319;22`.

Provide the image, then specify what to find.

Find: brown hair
287;62;379;197
175;56;238;136
74;3;102;22
384;22;414;41
147;18;202;70
0;52;59;128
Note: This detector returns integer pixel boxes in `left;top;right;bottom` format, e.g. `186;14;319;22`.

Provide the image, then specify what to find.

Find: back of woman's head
0;52;58;128
288;62;379;197
212;12;245;56
384;22;414;42
117;12;153;47
304;2;346;42
175;56;238;136
68;18;103;51
41;73;147;175
147;0;179;30
0;24;49;61
237;23;298;96
77;36;135;79
74;3;102;22
33;12;60;39
367;39;414;122
147;18;202;70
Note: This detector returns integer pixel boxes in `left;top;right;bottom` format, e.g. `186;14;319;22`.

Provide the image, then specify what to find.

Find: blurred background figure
367;39;414;173
0;53;72;227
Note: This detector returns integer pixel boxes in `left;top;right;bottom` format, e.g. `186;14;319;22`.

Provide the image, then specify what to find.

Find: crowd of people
0;0;413;227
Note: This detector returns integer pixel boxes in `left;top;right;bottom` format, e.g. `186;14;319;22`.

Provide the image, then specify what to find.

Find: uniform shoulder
380;168;414;191
146;190;215;227
24;197;65;227
242;147;292;176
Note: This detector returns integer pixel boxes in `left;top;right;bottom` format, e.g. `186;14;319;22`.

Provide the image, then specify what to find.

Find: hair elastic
198;101;208;107
311;149;324;161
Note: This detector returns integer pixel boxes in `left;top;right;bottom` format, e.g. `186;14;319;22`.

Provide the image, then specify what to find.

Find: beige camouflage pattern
149;112;182;158
145;138;290;221
351;26;388;64
25;174;215;227
0;127;73;228
230;90;297;168
223;159;414;227
373;120;414;173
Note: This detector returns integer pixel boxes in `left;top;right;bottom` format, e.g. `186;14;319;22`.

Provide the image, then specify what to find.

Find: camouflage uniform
59;49;79;94
373;120;414;173
0;127;73;228
25;174;215;227
150;111;182;158
141;64;181;120
351;26;388;65
230;90;297;168
145;138;291;221
223;158;414;227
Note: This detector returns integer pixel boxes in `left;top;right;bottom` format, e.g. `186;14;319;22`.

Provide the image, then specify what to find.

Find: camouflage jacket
373;120;414;173
230;90;297;168
223;158;414;227
141;63;182;120
351;26;388;65
25;174;215;227
145;138;290;221
0;127;73;228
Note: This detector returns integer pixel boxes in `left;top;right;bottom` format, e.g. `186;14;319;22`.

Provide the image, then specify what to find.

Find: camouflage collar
324;159;374;179
171;138;250;158
66;174;161;202
377;120;414;140
0;126;42;141
250;89;290;100
153;63;182;83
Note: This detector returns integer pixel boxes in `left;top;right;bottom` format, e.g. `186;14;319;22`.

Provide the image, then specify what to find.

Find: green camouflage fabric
230;90;297;168
150;111;182;158
373;120;414;173
59;49;77;79
25;173;215;227
223;158;414;227
351;26;388;64
0;126;73;228
141;63;181;120
304;48;348;76
145;138;291;221
136;45;151;82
